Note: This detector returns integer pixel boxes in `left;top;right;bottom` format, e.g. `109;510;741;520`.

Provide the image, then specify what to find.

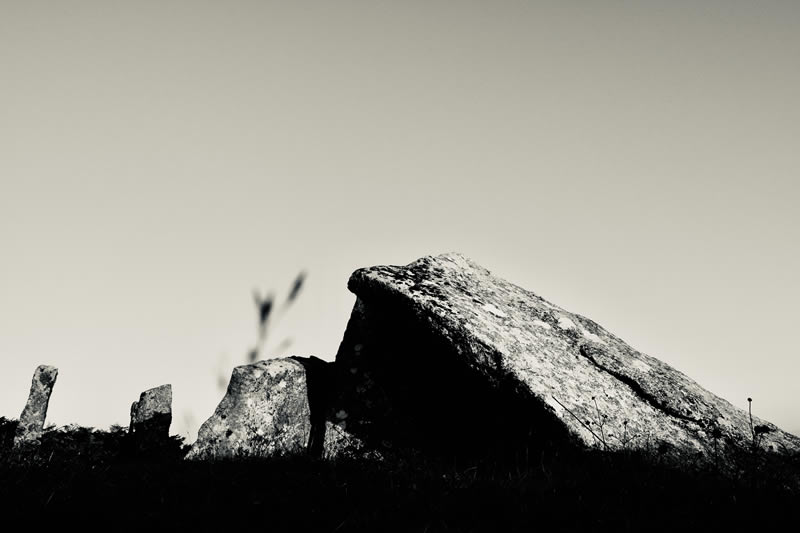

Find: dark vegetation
1;416;798;532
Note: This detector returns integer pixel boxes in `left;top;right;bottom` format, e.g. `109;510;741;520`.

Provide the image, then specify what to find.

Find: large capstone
333;253;800;469
129;384;172;449
14;365;58;448
187;358;325;460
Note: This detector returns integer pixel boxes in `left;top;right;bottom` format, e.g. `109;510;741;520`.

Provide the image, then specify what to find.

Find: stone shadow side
332;296;578;465
290;356;335;457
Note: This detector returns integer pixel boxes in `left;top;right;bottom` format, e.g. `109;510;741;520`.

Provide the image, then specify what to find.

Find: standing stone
13;365;58;447
333;253;800;469
129;384;172;449
186;358;313;460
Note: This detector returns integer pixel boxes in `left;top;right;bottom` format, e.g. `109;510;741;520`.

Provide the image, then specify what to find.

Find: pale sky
2;1;798;441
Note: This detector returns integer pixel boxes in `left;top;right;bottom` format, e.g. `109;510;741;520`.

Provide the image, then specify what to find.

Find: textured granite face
14;365;58;448
129;384;172;448
336;253;800;466
186;358;313;460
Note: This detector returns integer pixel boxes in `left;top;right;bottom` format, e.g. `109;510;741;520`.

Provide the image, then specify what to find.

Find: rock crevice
577;343;700;425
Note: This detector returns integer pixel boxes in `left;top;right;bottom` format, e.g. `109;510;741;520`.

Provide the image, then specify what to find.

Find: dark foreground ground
1;418;798;532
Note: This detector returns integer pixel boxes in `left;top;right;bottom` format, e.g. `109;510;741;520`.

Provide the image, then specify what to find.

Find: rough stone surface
335;253;800;468
322;421;371;460
129;384;172;448
13;365;58;447
187;358;313;460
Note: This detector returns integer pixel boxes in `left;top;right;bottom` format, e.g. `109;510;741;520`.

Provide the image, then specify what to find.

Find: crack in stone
578;344;700;425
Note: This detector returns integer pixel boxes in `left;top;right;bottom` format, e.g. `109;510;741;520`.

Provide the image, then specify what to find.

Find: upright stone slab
14;365;58;447
334;253;800;467
129;384;172;449
187;358;314;460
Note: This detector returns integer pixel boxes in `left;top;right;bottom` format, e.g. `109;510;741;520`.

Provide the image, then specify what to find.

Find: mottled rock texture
129;384;172;449
187;358;317;460
334;253;800;468
322;421;370;460
14;365;58;447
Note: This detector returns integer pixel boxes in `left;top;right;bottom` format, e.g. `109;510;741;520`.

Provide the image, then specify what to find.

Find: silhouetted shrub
0;416;18;450
1;420;798;531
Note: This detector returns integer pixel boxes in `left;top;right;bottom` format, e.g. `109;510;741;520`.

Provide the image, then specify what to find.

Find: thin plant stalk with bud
249;270;306;363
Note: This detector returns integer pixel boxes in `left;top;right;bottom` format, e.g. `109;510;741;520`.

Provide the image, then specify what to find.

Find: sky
1;1;798;441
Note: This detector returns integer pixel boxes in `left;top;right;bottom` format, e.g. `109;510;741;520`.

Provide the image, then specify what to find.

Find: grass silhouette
1;415;798;531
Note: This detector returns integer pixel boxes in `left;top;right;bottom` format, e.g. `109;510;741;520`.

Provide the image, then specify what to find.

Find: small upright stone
129;384;172;449
186;358;312;460
14;365;58;448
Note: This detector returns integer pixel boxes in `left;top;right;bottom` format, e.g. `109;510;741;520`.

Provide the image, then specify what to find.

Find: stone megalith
129;384;172;448
14;365;58;447
333;253;800;468
187;358;320;460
